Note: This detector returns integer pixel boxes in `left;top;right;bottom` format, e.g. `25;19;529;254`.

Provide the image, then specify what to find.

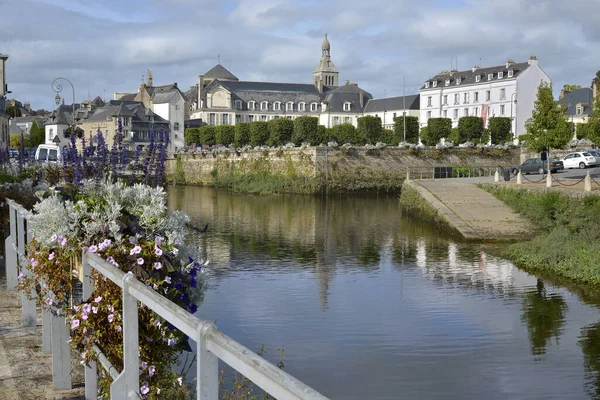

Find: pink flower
94;296;102;303
108;314;114;323
58;236;67;246
172;248;179;256
116;325;122;332
103;239;112;247
50;234;57;242
82;304;91;313
81;313;88;320
108;305;114;313
88;245;98;253
92;306;98;314
177;377;183;386
165;276;171;284
137;258;144;265
44;297;53;306
153;320;162;328
168;338;176;347
140;383;149;395
48;252;55;260
72;269;79;278
149;365;155;377
155;246;163;256
154;262;162;270
141;361;148;369
130;245;142;255
155;236;164;246
71;319;80;330
30;258;38;268
18;272;24;281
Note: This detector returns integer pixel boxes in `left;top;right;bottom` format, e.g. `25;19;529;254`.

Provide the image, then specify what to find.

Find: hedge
357;116;382;144
393;115;419;144
267;118;294;146
184;128;199;146
249;121;269;146
426;118;452;145
488;117;512;144
293;116;320;145
330;124;362;145
198;126;216;146
234;123;250;147
458;116;484;143
215;125;235;146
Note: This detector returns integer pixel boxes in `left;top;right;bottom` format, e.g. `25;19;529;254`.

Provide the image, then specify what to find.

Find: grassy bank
480;184;600;285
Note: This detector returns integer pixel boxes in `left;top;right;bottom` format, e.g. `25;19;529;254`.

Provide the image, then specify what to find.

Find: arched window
310;102;318;112
299;102;306;112
248;101;256;110
261;101;269;111
286;101;294;111
274;101;281;111
343;102;351;112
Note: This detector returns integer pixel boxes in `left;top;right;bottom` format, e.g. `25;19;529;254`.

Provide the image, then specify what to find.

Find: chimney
0;53;8;96
472;65;479;72
506;59;515;69
146;69;153;86
173;82;177;88
24;102;30;112
197;75;205;109
528;56;538;66
345;80;350;85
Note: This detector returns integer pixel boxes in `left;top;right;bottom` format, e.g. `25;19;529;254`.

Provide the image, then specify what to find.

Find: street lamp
51;77;76;120
510;93;518;140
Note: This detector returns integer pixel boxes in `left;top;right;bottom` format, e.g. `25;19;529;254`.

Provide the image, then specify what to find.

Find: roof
9;124;23;135
119;93;137;101
558;87;594;116
323;83;372;113
45;104;83;125
364;95;420;113
85;101;169;127
185;86;198;103
203;64;239;81
209;80;328;104
421;61;531;90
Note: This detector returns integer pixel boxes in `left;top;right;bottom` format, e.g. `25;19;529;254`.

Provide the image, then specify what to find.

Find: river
167;186;600;400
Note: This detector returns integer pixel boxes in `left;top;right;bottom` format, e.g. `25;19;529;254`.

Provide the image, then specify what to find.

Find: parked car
584;149;600;160
511;157;564;175
35;144;62;163
8;148;18;158
562;151;597;169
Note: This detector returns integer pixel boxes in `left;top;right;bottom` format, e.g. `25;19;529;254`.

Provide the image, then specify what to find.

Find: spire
322;33;330;53
313;34;339;91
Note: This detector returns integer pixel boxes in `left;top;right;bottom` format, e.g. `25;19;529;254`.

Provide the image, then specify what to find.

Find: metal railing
5;199;329;400
406;165;499;180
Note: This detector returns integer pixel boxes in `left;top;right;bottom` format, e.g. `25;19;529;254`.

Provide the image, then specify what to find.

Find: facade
44;104;81;147
186;35;371;129
116;72;187;152
9;116;45;135
419;57;550;137
363;95;420;129
0;53;9;147
557;87;594;138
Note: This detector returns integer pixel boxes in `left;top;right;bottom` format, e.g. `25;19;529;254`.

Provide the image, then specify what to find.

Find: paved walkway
0;277;84;400
406;176;533;241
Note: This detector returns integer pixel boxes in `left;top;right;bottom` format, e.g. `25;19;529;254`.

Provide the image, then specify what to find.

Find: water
167;186;600;400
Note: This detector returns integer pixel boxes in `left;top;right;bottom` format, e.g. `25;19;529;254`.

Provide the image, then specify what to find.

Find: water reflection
521;279;568;357
579;322;600;399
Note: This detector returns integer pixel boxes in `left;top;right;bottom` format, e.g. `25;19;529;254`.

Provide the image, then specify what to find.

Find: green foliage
234;123;251;147
393;116;419;144
184;128;199;146
10;133;30;148
29;120;44;147
215;125;235;146
267;118;294;146
426;118;452;145
586;74;600;145
488;117;512;144
576;123;592;140
249;121;269;146
523;81;571;151
357;116;382;144
198;126;216;146
317;125;328;145
329;123;362;145
563;84;582;92
419;126;431;146
379;128;395;145
292;116;319;145
448;128;461;144
6;105;21;118
458;116;484;143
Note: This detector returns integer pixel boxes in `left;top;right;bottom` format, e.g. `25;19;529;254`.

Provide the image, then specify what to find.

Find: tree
426;118;452;146
458;116;484;143
357;116;382;144
317;125;328;145
7;105;21;118
393;116;419;144
576;123;592;140
234;123;250;147
586;71;600;145
488;117;512;144
562;84;582;92
29;120;44;146
215;125;234;146
329;123;361;145
523;82;571;151
249;121;269;146
267;118;294;146
419;126;430;146
292;116;319;145
198;126;216;146
448;128;461;144
10;133;30;148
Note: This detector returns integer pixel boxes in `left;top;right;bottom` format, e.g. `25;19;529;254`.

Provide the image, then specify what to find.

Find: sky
1;0;599;111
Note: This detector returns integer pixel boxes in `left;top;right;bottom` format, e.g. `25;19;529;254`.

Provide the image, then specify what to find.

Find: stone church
186;35;372;128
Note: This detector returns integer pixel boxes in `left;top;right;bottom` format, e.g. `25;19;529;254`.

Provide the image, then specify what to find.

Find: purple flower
129;236;137;245
141;361;148;369
116;325;122;332
172;248;179;256
82;304;91;313
165;276;171;284
154;262;162;270
140;383;149;395
92;306;98;314
81;313;88;320
58;236;67;246
130;245;142;255
149;365;155;377
168;338;175;347
18;272;24;281
155;236;164;246
44;297;54;306
155;246;163;256
137;257;144;265
48;252;55;260
30;258;38;268
94;296;102;303
71;319;80;330
50;234;57;242
108;305;114;313
108;314;114;323
88;245;98;253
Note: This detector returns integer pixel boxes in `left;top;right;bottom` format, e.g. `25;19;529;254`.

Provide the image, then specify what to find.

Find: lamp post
510;93;517;140
51;77;75;121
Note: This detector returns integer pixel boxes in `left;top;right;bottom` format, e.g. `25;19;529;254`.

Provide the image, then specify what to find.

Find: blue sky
1;0;599;110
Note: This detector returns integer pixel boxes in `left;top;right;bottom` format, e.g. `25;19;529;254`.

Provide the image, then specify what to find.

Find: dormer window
234;100;242;110
274;101;281;111
286;101;294;111
425;82;430;88
310;102;318;112
445;79;450;86
432;81;437;87
343;102;351;111
261;101;269;111
498;72;503;79
299;102;306;112
476;75;480;83
488;73;493;80
249;101;256;110
456;77;462;85
576;104;583;114
508;70;514;78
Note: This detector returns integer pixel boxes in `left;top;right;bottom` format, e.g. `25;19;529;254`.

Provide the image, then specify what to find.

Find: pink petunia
71;319;80;330
137;258;144;265
130;245;142;255
149;365;155;377
141;361;148;369
165;276;171;284
81;313;88;320
18;272;24;281
82;304;91;313
155;236;164;246
108;314;114;323
155;247;163;256
48;252;55;260
44;297;53;306
140;383;149;395
30;258;38;268
108;305;114;313
88;245;98;253
50;233;57;242
94;296;102;303
92;306;98;314
154;262;162;270
116;325;122;332
58;236;67;246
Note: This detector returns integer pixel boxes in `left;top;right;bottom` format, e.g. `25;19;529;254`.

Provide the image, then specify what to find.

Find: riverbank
480;184;600;286
0;277;84;400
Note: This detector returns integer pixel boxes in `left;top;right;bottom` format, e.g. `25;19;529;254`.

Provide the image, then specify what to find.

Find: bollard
585;171;592;192
494;169;500;182
517;170;523;185
546;169;552;188
406;168;410;182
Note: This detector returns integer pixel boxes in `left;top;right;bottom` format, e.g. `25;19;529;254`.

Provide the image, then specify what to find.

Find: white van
35;145;62;163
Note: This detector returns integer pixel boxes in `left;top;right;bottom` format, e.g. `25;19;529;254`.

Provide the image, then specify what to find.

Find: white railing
5;199;329;400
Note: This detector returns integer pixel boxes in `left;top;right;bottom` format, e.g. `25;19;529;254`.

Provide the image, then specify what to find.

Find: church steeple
313;33;339;93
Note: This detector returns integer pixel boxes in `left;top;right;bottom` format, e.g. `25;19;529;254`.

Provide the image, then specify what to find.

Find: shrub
234;123;251;147
267;118;294;146
317;125;328;145
357;116;382;144
380;128;395;145
198;126;216;146
489;117;512;144
419;126;432;145
576;123;590;140
458;116;484;143
292;116;319;145
427;118;452;145
215;125;235;146
393;116;419;144
448;128;461;144
330;123;361;145
249;121;269;146
184;128;199;146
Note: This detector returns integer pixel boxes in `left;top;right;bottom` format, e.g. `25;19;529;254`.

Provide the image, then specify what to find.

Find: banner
481;104;489;127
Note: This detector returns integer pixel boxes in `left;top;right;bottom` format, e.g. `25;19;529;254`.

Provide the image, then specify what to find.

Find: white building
0;53;9;147
419;57;550;137
363;95;420;129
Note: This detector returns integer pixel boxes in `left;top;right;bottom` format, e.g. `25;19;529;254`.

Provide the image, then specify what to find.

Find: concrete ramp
402;180;532;241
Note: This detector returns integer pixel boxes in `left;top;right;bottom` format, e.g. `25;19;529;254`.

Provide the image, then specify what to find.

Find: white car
562;151;597;169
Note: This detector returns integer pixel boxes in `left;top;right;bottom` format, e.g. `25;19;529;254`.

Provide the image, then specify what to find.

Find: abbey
186;35;372;128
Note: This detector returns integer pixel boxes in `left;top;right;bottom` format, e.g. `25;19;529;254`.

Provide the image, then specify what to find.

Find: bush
234;123;251;147
458;116;484;143
249;121;269;146
330;124;361;145
357;116;382;144
576;123;590;140
448;128;461;144
267;118;294;146
489;117;512;144
293;116;319;145
215;125;235;146
393;116;419;144
419;126;431;146
198;126;216;146
427;118;452;145
184;128;200;146
380;128;395;145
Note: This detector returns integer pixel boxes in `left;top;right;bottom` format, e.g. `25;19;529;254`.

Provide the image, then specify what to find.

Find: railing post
111;273;139;399
85;361;98;400
82;251;93;301
5;203;17;290
18;212;36;327
42;302;52;354
197;323;219;400
51;312;72;389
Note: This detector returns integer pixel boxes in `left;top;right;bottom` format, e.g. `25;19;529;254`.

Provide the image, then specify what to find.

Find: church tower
313;34;339;93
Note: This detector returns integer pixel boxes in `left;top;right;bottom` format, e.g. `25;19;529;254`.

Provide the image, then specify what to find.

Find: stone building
186;35;372;128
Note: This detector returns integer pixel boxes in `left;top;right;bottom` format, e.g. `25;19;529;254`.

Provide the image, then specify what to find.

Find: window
476;75;480;83
474;107;479;116
443;95;448;105
393;112;397;119
464;108;469;116
432;81;437;87
174;122;180;131
453;109;458;119
343;102;351;111
249;101;256;110
577;105;583;114
261;101;269;111
500;88;506;100
235;115;242;124
248;115;254;122
333;116;340;126
426;111;432;119
456;77;462;84
486;90;491;101
443;110;447;118
209;113;215;126
427;96;432;107
299;102;306;112
286;102;294;111
311;103;318;112
425;82;430;88
498;72;503;79
508;70;513;77
463;93;469;104
234;100;242;110
222;113;229;125
488;73;493;80
454;94;459;105
500;105;505;115
474;92;479;103
445;79;450;86
274;102;281;111
261;115;267;121
344;117;351;124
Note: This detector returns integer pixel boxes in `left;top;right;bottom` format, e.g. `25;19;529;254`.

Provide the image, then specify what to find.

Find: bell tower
313;34;339;93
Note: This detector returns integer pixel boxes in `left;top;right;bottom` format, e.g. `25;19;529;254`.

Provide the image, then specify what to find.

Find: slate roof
45;104;83;125
421;62;530;90
85;101;169;127
9;124;23;135
558;87;594;116
364;94;420;113
323;83;372;113
119;93;137;101
204;64;239;81
212;80;329;105
185;86;198;103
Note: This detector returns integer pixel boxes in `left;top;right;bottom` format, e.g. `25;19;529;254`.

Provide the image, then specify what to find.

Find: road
518;166;600;180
